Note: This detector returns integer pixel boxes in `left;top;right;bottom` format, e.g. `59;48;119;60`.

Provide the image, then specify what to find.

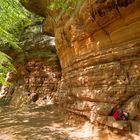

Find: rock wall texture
2;34;61;107
55;0;140;139
21;0;140;139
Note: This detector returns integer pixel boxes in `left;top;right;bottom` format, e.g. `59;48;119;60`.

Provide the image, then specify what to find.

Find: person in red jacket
113;109;129;121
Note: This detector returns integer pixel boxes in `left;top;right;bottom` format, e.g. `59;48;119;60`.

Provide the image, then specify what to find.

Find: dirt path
0;105;94;140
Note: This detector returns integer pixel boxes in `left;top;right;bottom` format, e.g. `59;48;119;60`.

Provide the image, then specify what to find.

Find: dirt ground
0;104;94;140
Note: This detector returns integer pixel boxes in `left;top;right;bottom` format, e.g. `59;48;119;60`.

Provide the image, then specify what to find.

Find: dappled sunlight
96;41;100;51
68;122;94;139
0;105;96;140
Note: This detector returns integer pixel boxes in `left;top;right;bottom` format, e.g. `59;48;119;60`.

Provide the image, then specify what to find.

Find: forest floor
0;104;94;140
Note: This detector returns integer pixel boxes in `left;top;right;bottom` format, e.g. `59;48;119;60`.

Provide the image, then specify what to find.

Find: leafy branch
0;0;31;84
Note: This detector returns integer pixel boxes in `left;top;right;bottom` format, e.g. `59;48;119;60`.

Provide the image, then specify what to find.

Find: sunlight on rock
0;0;140;139
22;119;29;123
49;37;55;46
0;134;14;140
68;122;94;139
36;95;54;106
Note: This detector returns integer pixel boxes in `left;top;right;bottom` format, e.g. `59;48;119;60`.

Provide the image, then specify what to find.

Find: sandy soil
0;104;94;140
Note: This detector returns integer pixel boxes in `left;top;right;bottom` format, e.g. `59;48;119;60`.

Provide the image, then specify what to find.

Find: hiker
113;109;129;121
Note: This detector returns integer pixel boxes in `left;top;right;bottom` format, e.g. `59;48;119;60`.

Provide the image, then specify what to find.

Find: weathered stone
54;0;140;138
19;0;140;139
3;34;61;106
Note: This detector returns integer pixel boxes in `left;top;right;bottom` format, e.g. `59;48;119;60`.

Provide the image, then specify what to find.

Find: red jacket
113;111;120;120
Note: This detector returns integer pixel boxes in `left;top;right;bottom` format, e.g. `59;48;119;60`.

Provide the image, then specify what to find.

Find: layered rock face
2;34;61;106
21;0;140;139
55;0;140;139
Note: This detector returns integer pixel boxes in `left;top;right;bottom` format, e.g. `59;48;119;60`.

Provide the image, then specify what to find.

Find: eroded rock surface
20;0;140;139
2;34;61;107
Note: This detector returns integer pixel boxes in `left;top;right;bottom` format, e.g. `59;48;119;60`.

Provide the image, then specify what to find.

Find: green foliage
48;0;78;11
0;0;31;47
0;0;31;85
0;52;16;85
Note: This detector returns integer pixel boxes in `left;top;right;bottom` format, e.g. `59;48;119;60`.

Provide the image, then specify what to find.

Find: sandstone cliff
1;32;61;107
20;0;140;139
